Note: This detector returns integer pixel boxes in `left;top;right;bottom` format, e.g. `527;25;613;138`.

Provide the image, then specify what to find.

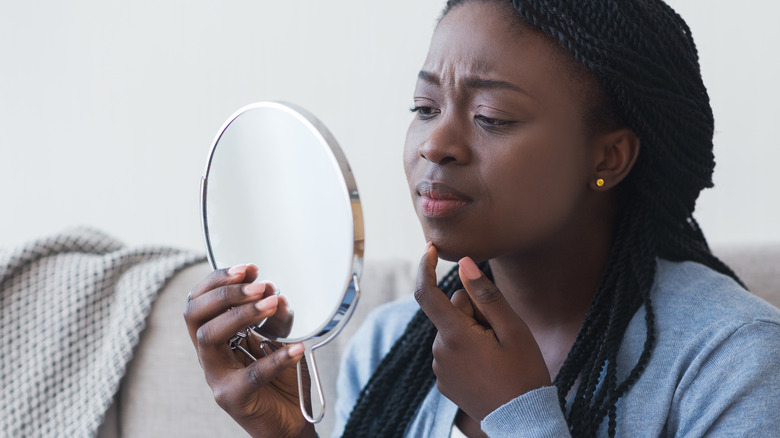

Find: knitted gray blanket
0;228;205;437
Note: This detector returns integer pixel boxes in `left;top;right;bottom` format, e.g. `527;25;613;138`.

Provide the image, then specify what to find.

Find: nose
418;115;472;165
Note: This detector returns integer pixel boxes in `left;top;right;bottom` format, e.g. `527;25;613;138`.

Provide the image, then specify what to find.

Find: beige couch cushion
102;262;246;438
715;244;780;306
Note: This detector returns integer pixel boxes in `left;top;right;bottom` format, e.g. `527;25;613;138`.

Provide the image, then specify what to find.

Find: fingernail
459;257;482;280
255;294;278;312
228;264;247;275
243;282;266;296
288;343;304;357
425;241;433;251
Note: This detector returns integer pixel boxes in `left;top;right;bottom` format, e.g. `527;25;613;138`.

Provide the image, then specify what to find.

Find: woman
183;0;780;436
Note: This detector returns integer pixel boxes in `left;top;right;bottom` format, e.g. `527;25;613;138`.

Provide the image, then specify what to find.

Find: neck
488;207;614;334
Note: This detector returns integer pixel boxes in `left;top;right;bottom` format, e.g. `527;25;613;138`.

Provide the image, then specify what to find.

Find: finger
258;294;294;338
458;257;520;339
452;288;491;326
450;289;474;318
243;264;260;284
414;242;464;332
189;282;270;326
227;343;305;402
195;295;280;367
184;281;270;345
188;264;255;302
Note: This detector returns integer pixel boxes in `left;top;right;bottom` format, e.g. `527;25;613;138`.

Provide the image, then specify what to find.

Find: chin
433;246;464;263
419;217;496;263
426;235;491;264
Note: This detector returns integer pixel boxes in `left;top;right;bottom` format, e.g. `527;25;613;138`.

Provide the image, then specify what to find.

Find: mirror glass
201;101;363;343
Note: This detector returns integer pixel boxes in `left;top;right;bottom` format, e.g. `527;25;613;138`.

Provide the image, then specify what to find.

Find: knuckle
204;269;227;288
270;350;287;370
215;285;232;305
212;267;231;281
431;334;444;355
191;269;231;302
474;284;502;305
187;284;199;300
433;332;458;355
246;362;270;388
413;284;427;305
229;302;255;325
182;304;194;322
211;385;232;409
195;325;215;347
431;343;441;359
432;332;459;358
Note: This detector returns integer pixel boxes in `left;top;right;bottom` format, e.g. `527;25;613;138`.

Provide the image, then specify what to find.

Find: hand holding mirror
200;101;364;423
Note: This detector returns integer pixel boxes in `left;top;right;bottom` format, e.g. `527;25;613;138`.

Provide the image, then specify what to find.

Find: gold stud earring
596;178;605;187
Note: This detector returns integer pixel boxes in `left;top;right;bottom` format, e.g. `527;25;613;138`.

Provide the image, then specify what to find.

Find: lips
416;181;472;218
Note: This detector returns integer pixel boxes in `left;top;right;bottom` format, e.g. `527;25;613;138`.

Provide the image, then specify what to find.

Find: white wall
669;0;780;247
1;0;778;265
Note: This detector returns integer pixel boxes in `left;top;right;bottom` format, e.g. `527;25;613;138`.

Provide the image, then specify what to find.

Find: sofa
97;245;780;438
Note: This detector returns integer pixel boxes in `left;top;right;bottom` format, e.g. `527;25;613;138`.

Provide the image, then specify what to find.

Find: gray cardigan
333;259;780;437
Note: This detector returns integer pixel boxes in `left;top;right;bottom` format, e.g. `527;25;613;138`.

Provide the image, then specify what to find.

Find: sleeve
480;386;571;438
667;319;780;437
329;325;372;438
329;298;420;438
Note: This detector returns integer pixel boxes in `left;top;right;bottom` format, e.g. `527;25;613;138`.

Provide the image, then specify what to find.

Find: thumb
457;257;522;340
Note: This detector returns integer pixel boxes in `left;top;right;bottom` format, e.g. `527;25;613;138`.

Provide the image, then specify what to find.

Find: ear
590;128;640;191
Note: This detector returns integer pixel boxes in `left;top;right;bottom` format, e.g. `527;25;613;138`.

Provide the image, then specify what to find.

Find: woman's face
404;0;605;262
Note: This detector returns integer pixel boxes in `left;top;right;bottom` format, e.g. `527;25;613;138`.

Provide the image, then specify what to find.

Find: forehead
423;1;584;94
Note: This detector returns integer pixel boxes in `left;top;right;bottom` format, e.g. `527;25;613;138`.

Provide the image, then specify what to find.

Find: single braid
343;0;741;436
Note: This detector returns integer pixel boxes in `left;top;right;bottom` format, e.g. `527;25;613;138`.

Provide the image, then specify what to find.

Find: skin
183;1;639;437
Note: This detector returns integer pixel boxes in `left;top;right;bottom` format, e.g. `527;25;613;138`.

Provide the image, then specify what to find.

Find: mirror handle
298;348;326;423
296;274;361;423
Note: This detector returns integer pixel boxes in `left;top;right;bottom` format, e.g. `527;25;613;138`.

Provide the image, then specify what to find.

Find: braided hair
342;1;742;436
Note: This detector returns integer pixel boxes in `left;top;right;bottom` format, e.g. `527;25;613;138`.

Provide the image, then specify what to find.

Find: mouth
416;181;472;219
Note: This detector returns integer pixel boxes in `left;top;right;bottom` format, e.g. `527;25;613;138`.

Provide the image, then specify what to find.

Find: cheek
403;122;420;182
482;134;591;245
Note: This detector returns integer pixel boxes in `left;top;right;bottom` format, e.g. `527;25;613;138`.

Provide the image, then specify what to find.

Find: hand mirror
200;101;364;423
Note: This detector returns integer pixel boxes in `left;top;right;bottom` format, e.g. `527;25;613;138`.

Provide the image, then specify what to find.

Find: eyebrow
417;70;531;97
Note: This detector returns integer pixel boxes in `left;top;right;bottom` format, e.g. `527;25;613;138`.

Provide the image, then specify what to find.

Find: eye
474;114;515;128
410;106;440;120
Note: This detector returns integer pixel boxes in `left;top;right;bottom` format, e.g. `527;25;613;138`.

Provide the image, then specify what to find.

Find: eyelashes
410;105;516;129
474;114;515;127
410;106;439;120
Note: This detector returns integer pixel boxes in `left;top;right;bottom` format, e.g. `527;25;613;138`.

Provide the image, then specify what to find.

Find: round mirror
201;101;363;341
200;101;364;422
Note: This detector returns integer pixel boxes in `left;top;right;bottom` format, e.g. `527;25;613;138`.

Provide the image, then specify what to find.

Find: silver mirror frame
199;101;365;423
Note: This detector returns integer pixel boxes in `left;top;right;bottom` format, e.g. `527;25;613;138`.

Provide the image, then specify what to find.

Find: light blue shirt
332;259;780;437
